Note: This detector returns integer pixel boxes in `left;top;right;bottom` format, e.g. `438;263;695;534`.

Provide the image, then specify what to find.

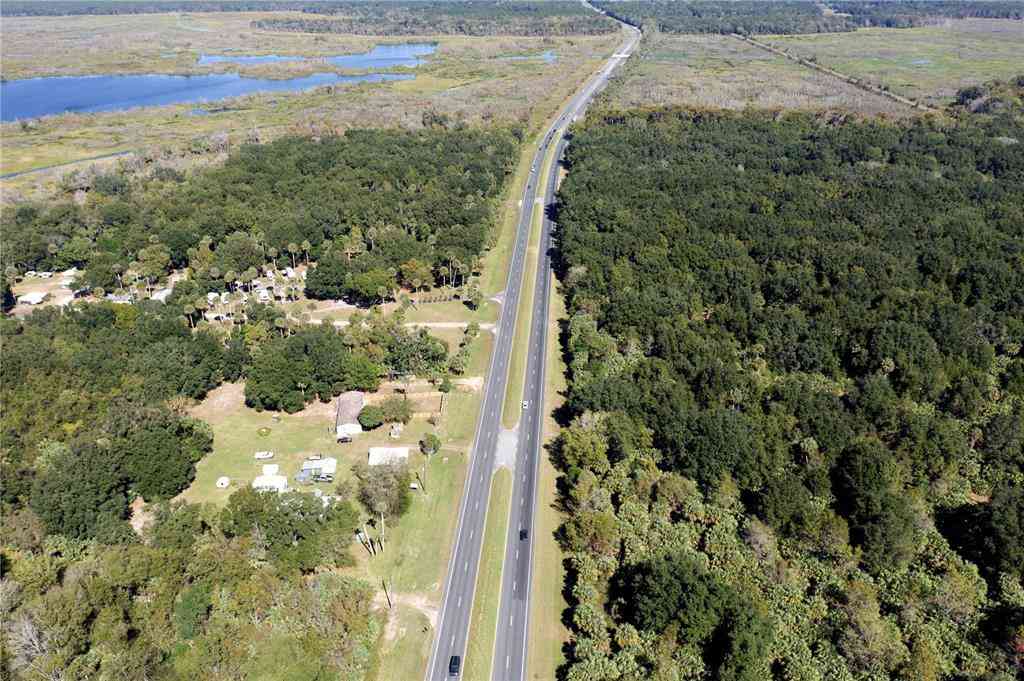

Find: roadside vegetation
549;87;1024;678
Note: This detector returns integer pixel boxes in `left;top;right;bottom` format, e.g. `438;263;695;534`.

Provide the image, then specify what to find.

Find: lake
0;43;436;122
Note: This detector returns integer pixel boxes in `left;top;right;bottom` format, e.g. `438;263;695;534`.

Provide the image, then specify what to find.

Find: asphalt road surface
425;11;640;681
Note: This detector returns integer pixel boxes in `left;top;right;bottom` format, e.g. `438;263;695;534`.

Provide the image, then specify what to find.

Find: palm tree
183;303;196;328
224;270;237;292
267;247;279;271
301;240;311;265
274;317;288;337
287;243;299;269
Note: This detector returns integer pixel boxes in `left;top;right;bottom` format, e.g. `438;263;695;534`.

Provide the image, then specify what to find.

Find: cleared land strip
733;33;941;113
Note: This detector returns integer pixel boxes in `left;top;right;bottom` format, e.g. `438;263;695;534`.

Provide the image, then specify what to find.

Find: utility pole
382;577;393;609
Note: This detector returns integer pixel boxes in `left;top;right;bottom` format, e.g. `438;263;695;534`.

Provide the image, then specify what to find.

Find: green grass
481;141;539;297
180;385;339;506
371;608;434;681
360;450;468;593
462;468;512;681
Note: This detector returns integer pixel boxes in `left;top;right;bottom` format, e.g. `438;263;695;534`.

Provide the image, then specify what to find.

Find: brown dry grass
599;32;909;116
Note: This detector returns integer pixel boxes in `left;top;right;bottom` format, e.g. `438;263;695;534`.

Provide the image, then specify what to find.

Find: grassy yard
599;32;907;116
769;19;1024;106
181;383;340;506
462;468;513;681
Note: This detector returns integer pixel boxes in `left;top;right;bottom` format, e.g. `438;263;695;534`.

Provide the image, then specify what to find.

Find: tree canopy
552;103;1024;679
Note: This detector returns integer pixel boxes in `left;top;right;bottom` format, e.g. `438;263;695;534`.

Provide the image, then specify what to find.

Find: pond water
503;50;558;64
197;42;436;69
1;43;435;122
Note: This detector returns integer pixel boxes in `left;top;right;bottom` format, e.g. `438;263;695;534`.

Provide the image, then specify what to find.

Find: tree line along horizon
551;81;1024;680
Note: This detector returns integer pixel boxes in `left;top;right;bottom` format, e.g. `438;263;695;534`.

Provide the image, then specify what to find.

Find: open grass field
600;32;907;115
462;468;513;681
768;19;1024;106
0;11;618;188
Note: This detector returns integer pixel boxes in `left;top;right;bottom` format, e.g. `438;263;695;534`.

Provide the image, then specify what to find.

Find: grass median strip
462;468;513;681
501;138;558;429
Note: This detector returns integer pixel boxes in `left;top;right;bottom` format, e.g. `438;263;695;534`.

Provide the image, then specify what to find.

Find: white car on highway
254;451;274;460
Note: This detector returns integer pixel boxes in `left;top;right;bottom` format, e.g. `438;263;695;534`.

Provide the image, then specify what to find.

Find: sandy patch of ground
128;496;155;536
189;381;245;421
373;591;440;642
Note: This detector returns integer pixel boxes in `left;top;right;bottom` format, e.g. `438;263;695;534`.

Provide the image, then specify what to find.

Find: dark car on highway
449;655;461;677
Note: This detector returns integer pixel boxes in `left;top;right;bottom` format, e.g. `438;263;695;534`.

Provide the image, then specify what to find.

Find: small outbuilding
367;446;410;466
301;457;337;477
252;470;288;493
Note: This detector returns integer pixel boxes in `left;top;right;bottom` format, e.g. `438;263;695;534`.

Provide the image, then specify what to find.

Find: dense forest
254;1;617;37
833;0;1024;27
593;0;1023;35
2;128;519;305
552;99;1024;679
594;0;857;35
0;0;304;15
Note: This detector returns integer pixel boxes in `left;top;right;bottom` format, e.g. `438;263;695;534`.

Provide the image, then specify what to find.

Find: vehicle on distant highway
522;400;528;410
254;451;274;460
519;529;528;541
448;655;461;677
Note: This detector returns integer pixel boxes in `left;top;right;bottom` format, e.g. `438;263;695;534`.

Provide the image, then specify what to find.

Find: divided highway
425;12;640;681
490;17;640;681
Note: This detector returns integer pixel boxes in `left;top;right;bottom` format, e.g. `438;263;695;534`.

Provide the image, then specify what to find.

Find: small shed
368;446;410;466
17;291;49;306
301;457;337;476
252;473;288;493
335;391;365;441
